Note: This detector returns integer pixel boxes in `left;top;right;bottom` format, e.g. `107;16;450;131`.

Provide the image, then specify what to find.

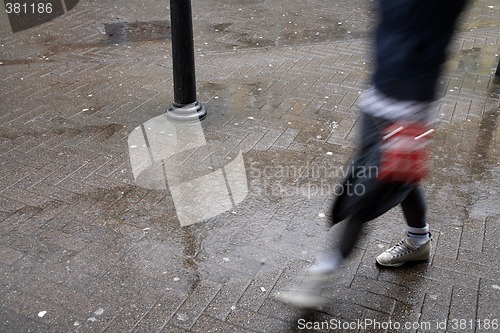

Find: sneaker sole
375;258;405;267
376;256;430;267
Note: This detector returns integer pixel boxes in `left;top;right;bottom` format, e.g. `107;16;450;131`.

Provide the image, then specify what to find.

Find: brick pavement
0;0;499;332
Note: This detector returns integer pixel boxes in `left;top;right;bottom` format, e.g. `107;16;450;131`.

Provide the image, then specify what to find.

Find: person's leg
273;216;365;308
376;186;432;267
402;186;431;246
338;216;365;258
309;215;365;274
334;186;429;259
311;111;379;273
401;186;427;228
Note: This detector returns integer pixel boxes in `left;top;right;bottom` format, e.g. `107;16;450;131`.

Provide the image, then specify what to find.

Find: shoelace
387;239;414;257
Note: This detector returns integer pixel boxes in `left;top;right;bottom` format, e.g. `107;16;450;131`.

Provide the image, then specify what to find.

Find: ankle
407;231;430;247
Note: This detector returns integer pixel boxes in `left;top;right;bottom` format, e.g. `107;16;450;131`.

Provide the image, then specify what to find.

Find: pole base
166;101;207;121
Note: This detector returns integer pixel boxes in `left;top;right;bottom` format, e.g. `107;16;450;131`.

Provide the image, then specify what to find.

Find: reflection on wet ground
105;21;171;44
127;114;248;226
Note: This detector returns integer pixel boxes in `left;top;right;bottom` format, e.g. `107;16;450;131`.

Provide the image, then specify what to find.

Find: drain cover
104;20;171;44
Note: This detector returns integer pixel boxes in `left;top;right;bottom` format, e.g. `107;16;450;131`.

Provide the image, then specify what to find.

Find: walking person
275;0;469;308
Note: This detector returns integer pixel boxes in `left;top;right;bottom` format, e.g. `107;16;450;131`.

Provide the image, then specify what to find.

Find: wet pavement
0;0;499;332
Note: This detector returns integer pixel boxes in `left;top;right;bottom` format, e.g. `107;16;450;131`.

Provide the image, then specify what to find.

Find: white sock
407;224;430;247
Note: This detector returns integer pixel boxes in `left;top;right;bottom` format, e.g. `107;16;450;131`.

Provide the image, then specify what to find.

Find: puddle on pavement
281;23;369;46
470;73;496;169
436;44;499;183
428;67;499;223
462;18;500;31
432;109;498;183
104;21;171;44
237;34;275;48
447;44;500;76
468;106;499;177
215;22;369;50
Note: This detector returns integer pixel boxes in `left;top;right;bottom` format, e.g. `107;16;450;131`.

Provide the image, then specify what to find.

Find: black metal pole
166;0;206;121
496;57;500;75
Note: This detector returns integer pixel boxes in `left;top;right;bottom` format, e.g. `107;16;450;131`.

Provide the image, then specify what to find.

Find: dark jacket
373;0;469;102
330;114;414;224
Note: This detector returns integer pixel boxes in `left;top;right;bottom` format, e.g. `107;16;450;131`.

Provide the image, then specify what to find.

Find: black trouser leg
336;214;365;259
400;186;427;228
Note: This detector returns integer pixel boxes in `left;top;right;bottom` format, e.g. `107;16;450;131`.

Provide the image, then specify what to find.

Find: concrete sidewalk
0;0;499;332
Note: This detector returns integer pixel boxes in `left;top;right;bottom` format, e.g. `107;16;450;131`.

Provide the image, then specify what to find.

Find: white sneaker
273;270;331;309
376;235;431;267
